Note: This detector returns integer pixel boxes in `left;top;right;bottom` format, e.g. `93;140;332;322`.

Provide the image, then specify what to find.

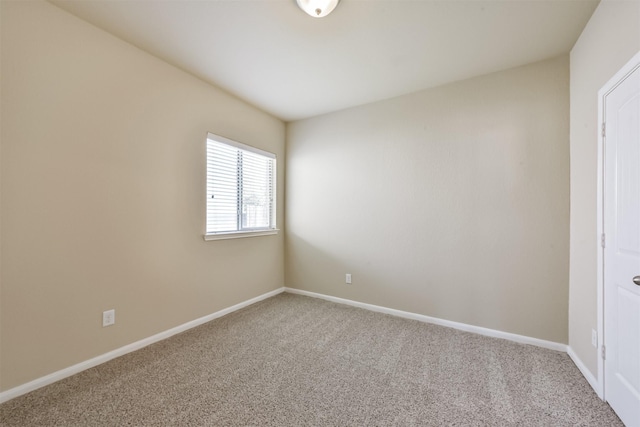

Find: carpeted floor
0;293;622;426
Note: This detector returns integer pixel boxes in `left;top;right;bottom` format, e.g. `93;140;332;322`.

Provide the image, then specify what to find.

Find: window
205;133;277;240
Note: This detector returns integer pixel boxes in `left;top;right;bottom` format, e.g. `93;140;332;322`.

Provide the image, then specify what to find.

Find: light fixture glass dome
296;0;340;18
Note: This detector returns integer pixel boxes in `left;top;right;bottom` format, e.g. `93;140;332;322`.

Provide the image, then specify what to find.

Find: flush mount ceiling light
296;0;340;18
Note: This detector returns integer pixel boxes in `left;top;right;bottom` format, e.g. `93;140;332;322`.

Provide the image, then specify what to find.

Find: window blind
206;133;276;235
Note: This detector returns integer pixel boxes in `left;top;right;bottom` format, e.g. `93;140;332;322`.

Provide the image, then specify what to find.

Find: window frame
204;132;278;241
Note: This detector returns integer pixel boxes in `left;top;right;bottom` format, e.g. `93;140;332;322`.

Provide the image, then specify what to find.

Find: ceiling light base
296;0;339;18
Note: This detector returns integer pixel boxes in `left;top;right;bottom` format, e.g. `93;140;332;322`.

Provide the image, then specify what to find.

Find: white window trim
207;132;275;160
203;229;280;241
204;132;277;241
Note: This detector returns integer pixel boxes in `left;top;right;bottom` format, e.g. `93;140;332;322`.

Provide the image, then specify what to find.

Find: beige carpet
0;293;622;426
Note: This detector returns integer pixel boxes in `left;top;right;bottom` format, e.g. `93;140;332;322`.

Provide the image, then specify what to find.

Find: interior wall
568;0;640;377
0;0;3;384
286;56;570;344
0;0;285;391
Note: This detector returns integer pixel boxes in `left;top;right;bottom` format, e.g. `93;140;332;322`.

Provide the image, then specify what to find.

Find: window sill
203;229;279;241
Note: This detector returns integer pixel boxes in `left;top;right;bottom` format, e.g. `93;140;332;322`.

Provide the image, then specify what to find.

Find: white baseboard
284;287;568;352
0;287;285;404
567;346;602;398
0;286;574;404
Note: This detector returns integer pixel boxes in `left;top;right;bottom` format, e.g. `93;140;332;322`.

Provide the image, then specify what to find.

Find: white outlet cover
103;309;115;327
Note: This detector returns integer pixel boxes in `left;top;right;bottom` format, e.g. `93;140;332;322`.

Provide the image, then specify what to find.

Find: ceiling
50;0;599;122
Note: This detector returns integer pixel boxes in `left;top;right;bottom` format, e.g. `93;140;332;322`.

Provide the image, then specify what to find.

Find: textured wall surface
568;0;640;377
1;0;285;391
286;57;570;344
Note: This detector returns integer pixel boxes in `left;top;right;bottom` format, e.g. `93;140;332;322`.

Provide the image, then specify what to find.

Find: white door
603;58;640;427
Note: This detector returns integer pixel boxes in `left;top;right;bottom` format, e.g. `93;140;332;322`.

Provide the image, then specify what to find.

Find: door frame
596;49;640;401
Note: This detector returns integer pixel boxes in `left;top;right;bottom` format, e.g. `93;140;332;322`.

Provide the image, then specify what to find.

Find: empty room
1;0;639;425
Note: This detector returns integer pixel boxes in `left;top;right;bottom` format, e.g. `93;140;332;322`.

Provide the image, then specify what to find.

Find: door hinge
601;233;606;248
602;345;606;360
602;122;606;138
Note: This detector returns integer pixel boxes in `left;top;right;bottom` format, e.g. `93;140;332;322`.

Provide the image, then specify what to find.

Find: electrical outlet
591;329;597;347
345;273;352;284
103;309;115;327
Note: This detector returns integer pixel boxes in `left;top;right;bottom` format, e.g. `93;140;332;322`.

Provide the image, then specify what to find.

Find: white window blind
206;133;276;238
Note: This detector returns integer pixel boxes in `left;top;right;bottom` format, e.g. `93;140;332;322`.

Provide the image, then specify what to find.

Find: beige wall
569;0;640;376
286;57;570;344
0;0;3;382
0;0;285;391
5;0;626;397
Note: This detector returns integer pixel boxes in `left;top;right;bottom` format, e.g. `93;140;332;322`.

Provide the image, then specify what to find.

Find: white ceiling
50;0;599;122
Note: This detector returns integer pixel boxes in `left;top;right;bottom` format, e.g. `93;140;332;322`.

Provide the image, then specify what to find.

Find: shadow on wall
285;56;570;343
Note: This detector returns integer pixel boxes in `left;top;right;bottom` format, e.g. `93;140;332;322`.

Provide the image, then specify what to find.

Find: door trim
597;49;640;402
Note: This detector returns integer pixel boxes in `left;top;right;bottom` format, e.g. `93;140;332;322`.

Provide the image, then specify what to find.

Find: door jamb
596;49;640;402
